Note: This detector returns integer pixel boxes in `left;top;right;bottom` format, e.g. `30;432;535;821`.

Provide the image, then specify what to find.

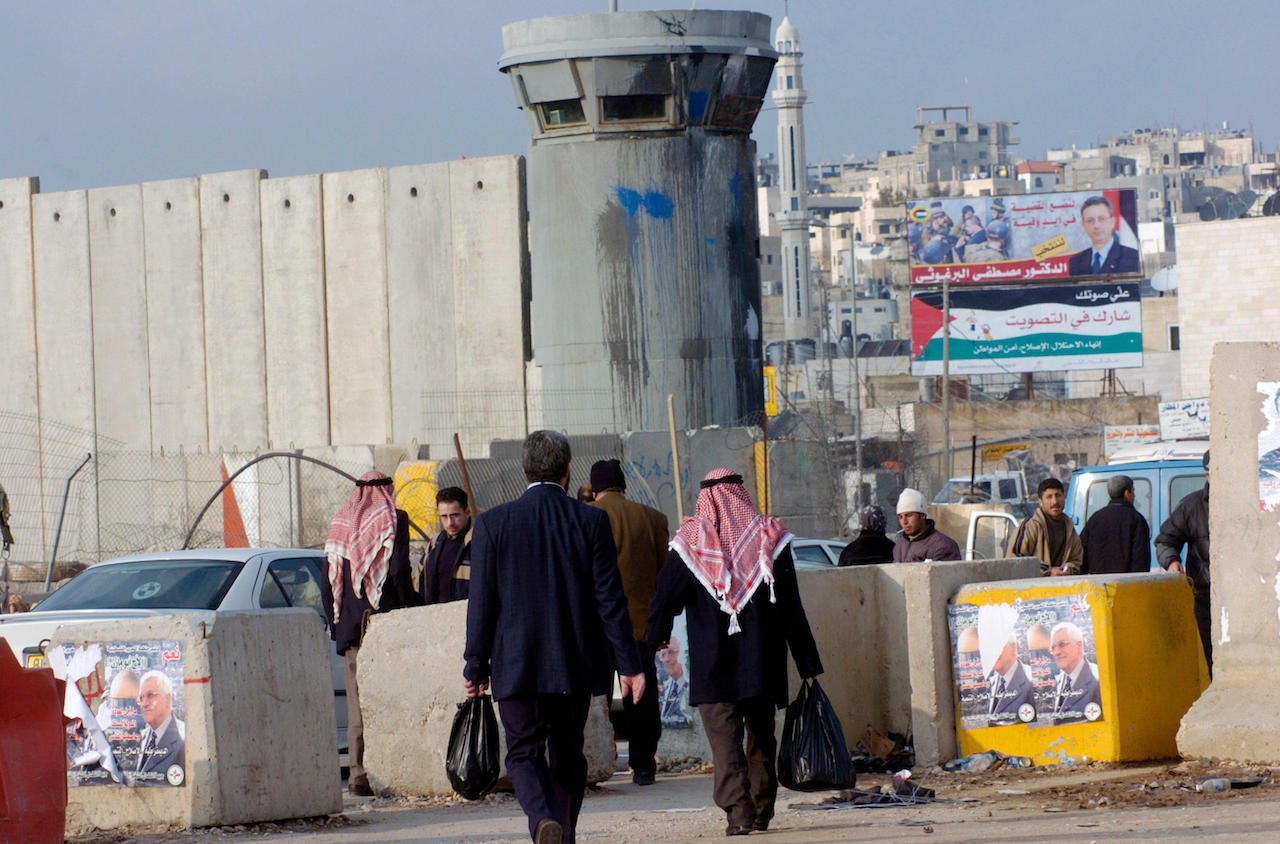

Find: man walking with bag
646;468;823;836
464;431;645;844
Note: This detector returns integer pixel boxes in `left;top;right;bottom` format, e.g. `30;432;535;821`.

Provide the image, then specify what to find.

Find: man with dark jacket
1155;450;1212;670
588;458;668;786
646;468;822;836
838;505;896;566
421;486;472;605
464;431;644;844
320;471;421;796
1081;475;1151;574
892;488;961;562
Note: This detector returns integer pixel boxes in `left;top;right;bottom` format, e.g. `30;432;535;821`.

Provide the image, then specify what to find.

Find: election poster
656;612;692;729
906;188;1141;285
1258;383;1280;512
949;595;1103;731
910;283;1142;376
52;639;188;788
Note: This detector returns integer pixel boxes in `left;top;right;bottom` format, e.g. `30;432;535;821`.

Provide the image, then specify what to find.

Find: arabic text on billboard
910;283;1142;376
906;189;1141;285
1158;398;1209;441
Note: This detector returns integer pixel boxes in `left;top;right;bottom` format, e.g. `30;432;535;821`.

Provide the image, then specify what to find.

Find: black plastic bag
777;678;855;792
445;695;500;800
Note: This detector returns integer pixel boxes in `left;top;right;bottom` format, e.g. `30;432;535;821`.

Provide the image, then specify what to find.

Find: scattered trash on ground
850;727;915;773
942;750;1033;772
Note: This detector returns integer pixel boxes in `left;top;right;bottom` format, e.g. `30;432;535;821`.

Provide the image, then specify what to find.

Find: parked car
932;472;1029;505
790;537;849;569
0;548;347;755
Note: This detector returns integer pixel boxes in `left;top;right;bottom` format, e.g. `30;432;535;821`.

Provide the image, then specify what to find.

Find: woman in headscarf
837;504;896;566
319;470;421;796
645;468;823;837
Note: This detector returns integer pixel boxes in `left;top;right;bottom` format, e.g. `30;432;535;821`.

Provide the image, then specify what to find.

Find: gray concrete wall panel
59;611;341;834
528;133;763;433
1178;342;1280;761
767;440;837;538
0;177;44;552
199;170;268;451
322;168;391;445
88;184;151;451
448;156;528;457
260;175;329;448
33;190;99;556
620;430;690;525
387;162;454;448
142;178;208;454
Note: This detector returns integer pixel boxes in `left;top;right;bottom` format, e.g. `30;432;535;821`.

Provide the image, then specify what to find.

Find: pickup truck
963;441;1208;565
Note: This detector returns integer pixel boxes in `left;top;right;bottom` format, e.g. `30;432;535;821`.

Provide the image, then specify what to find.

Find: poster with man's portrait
949;596;1103;731
656;612;691;729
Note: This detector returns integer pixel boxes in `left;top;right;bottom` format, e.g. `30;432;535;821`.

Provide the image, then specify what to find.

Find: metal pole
941;276;951;487
849;229;864;511
47;452;92;591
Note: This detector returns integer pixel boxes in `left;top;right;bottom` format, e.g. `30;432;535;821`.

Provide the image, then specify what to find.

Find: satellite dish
1193;186;1257;221
1150;266;1177;292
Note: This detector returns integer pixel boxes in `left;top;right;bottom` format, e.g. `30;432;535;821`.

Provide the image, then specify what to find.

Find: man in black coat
1155;450;1212;671
837;504;896;566
320;471;421;796
421;486;472;605
1081;475;1151;574
646;468;823;837
464;431;644;844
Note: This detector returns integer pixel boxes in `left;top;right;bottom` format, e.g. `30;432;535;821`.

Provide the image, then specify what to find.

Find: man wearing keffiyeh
319;470;421;796
646;467;823;837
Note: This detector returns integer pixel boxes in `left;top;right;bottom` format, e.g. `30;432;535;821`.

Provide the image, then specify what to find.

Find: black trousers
1193;585;1212;677
617;639;662;775
698;698;778;828
498;694;591;844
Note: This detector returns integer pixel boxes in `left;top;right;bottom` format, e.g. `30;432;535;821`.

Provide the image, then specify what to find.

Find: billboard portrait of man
1068;196;1140;277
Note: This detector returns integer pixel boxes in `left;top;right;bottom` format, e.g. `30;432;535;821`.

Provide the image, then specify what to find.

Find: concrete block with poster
947;572;1206;764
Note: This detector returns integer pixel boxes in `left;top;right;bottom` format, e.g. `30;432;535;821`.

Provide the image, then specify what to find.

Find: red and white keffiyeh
670;467;793;635
325;471;397;624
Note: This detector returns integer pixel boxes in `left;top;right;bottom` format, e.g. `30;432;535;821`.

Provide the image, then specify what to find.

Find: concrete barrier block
359;603;616;796
953;572;1206;764
57;610;340;834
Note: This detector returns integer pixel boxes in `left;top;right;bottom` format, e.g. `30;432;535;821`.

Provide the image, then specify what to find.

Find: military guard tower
499;10;776;432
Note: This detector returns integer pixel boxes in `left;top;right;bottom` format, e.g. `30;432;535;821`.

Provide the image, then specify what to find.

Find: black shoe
725;823;753;836
534;818;564;844
632;770;656;786
752;818;770;832
347;779;374;797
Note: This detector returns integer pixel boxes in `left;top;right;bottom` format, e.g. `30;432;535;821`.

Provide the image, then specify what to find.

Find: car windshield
933;480;993;504
35;560;245;611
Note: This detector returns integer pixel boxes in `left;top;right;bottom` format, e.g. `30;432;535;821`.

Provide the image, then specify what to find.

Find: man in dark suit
986;637;1037;727
1049;621;1102;724
588;458;669;786
464;431;645;844
136;670;185;779
1068;195;1140;276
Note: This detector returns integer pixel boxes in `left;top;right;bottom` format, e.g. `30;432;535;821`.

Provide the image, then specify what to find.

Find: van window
1084;478;1152;525
1168;473;1206;512
998;479;1018;499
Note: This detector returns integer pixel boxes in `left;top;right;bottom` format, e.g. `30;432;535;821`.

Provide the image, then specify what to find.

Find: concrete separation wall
358;602;616;796
56;610;340;834
1179;341;1280;761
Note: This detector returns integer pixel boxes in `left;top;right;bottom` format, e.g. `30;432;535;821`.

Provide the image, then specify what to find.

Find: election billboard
906;188;1141;285
910;283;1142;376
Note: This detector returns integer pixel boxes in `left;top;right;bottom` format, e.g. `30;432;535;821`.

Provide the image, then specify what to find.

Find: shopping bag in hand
445;694;500;800
777;678;855;792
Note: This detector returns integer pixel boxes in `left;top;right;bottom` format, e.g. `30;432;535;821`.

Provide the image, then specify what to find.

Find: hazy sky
8;1;1278;192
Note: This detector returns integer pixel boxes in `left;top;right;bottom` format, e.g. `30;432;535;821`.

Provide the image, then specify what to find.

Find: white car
790;538;848;569
0;548;347;755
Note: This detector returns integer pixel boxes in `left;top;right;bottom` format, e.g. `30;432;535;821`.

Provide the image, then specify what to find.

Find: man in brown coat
1013;478;1083;576
589;459;669;785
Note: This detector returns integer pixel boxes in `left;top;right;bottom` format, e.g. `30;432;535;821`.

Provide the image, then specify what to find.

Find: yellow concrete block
394;460;440;540
949;573;1208;764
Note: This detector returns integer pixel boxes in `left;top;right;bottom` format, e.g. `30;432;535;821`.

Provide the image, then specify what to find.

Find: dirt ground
72;758;1280;843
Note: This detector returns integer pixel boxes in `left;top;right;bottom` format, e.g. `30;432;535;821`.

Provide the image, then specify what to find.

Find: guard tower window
540;99;587;126
601;94;667;122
